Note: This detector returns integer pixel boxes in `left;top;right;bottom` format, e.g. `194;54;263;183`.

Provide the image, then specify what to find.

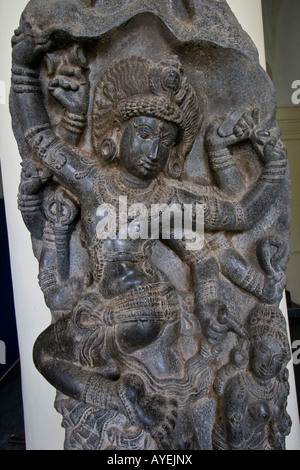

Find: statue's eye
258;346;270;356
273;354;285;364
135;125;152;140
162;133;176;147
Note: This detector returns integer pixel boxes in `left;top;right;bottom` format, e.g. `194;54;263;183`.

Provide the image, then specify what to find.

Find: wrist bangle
196;279;218;301
208;149;235;172
12;66;39;78
24;124;52;144
83;374;111;409
234;203;246;230
60;112;87;135
18;193;42;212
12;67;41;94
239;267;264;297
260;159;287;183
208;148;231;157
38;265;56;292
12;83;42;94
207;234;228;252
202;196;220;229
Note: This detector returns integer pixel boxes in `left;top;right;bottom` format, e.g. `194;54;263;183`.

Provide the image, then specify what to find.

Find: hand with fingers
19;158;52;196
260;136;287;165
198;300;230;346
12;19;53;69
244;113;287;165
205;108;261;153
262;272;286;304
46;47;90;116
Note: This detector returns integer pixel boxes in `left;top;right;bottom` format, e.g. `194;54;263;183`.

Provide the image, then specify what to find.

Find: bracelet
183;245;210;264
234;203;246;230
38;265;57;292
260;159;287;183
202;196;220;230
60;112;87;135
208;149;235;172
17;193;42;212
197;279;218;301
208;148;231;157
239;268;264;296
12;66;39;78
12;84;42;94
24;124;52;144
11;67;41;94
83;374;110;409
207;234;228;252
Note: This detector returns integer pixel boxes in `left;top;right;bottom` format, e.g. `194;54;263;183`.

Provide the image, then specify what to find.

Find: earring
166;154;183;179
100;138;118;162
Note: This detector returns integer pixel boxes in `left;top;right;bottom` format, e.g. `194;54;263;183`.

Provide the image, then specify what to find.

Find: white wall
0;0;299;450
227;0;266;68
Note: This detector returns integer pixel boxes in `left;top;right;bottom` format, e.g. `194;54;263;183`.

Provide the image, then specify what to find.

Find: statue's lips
139;157;158;172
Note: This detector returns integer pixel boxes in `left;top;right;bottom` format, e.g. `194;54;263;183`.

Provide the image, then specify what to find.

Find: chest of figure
248;399;272;423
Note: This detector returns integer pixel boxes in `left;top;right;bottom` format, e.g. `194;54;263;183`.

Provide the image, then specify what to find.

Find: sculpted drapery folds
10;0;292;450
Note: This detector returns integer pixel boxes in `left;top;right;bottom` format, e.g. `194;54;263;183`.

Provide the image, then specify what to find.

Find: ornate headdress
92;56;200;172
246;304;291;358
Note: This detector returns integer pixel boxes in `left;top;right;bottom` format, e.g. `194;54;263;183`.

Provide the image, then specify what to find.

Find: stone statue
213;304;291;450
10;0;292;450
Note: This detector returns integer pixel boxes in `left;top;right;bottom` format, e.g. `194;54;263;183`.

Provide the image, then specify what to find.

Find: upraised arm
204;109;286;204
11;21;93;197
205;109;254;196
179;129;287;233
45;45;90;146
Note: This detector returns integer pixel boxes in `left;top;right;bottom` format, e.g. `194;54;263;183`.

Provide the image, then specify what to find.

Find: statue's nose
148;139;159;161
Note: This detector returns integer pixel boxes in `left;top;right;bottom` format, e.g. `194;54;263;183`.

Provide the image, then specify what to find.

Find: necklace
243;373;280;402
95;168;175;210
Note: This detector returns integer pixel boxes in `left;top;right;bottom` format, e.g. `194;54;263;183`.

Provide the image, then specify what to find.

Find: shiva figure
11;23;289;449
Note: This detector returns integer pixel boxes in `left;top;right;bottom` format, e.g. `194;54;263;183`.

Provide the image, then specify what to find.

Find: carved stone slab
10;0;292;450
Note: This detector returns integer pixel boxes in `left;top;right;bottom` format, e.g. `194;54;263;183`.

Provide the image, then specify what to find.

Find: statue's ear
99;138;119;163
98;120;122;163
165;148;184;179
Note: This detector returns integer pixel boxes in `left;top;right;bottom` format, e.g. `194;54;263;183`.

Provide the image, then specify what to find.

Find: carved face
249;339;286;382
119;116;179;180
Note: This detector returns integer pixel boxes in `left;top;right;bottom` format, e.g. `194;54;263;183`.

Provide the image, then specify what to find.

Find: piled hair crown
92;56;200;161
246;304;290;357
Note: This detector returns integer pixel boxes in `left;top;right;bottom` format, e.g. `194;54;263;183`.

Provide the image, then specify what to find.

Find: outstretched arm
200;108;287;232
200;136;287;232
209;234;286;304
